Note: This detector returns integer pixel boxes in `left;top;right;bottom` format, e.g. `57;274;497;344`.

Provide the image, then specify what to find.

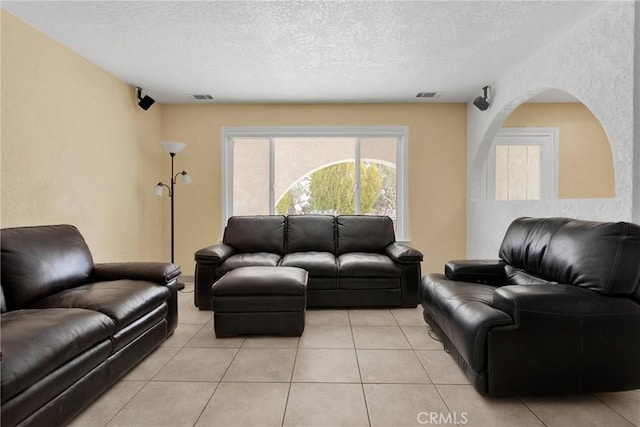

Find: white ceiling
2;1;603;104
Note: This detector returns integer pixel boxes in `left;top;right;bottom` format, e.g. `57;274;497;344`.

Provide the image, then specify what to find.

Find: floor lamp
154;140;193;290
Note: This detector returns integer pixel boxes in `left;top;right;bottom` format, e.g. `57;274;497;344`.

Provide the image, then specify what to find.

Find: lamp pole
170;152;176;264
154;140;192;291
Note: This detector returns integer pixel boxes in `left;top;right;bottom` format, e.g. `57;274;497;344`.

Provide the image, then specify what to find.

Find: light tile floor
70;283;639;427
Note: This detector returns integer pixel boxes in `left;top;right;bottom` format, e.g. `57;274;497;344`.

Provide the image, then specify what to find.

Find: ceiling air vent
416;92;438;98
191;94;214;100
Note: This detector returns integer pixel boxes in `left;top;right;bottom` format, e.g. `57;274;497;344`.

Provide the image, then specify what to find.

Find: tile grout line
281;328;302;426
100;379;150;427
167;315;215;427
191;340;243;426
103;317;209;426
349;310;373;427
191;381;221;427
186;313;237;427
518;396;549;427
394;308;437;386
432;384;463;427
591;393;638;426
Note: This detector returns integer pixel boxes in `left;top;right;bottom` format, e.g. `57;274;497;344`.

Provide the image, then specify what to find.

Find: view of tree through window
276;161;396;218
223;127;408;239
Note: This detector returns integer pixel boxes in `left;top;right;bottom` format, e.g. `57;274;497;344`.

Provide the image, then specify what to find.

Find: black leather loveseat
195;215;423;309
0;225;181;427
420;217;640;396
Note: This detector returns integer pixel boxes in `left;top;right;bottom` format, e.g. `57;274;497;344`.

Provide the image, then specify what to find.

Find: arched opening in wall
275;159;397;219
484;89;615;200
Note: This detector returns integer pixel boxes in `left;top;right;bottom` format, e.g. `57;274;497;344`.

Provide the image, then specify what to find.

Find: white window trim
486;127;559;201
221;126;410;241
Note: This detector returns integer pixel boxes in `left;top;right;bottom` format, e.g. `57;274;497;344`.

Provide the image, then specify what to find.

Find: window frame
222;126;410;241
486;127;559;201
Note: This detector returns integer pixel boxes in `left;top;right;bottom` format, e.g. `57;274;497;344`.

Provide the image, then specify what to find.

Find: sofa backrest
499;217;570;274
499;217;640;296
0;225;94;310
0;285;7;313
336;215;395;255
223;216;286;255
286;215;336;253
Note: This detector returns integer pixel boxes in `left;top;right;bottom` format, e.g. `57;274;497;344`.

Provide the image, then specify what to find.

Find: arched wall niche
466;1;636;259
471;87;615;201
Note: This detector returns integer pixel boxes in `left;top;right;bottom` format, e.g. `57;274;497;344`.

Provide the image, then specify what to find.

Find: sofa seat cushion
1;308;115;402
280;252;338;277
216;253;281;277
29;280;169;330
338;253;400;278
420;274;513;372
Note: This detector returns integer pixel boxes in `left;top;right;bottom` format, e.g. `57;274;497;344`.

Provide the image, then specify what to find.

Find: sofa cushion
215;253;281;277
1;225;94;310
500;217;640;295
541;220;640;295
498;217;570;276
420;274;513;372
286;215;336;253
0;308;115;402
280;252;338;277
212;266;307;297
336;215;395;255
223;216;286;255
0;286;6;314
29;280;169;330
338;253;400;277
504;265;555;286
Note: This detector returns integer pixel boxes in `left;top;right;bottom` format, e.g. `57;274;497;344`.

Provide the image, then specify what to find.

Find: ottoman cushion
212;266;307;297
211;266;308;337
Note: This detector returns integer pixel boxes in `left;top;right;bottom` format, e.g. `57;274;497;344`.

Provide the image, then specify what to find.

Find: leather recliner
420;217;640;396
195;215;423;309
0;225;181;427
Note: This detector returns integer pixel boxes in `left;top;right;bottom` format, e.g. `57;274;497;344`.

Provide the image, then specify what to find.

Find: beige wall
1;11;164;262
503;102;615;199
162;104;467;275
1;11;467;275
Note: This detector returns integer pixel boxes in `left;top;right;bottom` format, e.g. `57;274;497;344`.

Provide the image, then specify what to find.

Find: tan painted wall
1;11;467;275
1;11;164;262
161;103;467;275
503;103;615;199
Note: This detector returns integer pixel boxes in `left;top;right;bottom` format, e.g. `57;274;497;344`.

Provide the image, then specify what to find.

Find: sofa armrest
90;262;181;285
385;243;423;264
194;243;235;264
444;259;506;284
493;284;640;322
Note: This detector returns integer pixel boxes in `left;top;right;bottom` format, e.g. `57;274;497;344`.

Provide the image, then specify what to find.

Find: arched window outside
275;160;397;220
222;126;409;240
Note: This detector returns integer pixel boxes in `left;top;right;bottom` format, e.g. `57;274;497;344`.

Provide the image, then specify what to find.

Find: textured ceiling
2;1;604;103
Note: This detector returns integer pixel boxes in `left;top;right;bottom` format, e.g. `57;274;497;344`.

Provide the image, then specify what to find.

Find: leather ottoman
211;266;308;337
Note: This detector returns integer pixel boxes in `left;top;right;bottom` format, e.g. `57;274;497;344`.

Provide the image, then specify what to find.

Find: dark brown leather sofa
420;217;640;396
195;215;423;309
0;225;181;427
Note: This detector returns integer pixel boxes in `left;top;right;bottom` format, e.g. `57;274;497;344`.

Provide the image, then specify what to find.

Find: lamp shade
181;172;193;184
160;140;186;154
153;184;165;196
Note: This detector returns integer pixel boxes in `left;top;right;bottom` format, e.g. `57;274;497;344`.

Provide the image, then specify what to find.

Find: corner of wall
633;1;640;224
136;99;165;261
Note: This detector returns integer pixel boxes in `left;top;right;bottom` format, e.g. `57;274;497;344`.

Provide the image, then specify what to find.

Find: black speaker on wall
473;86;491;111
137;87;155;110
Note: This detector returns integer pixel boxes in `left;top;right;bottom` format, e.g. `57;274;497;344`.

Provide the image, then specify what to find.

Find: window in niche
487;128;558;200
